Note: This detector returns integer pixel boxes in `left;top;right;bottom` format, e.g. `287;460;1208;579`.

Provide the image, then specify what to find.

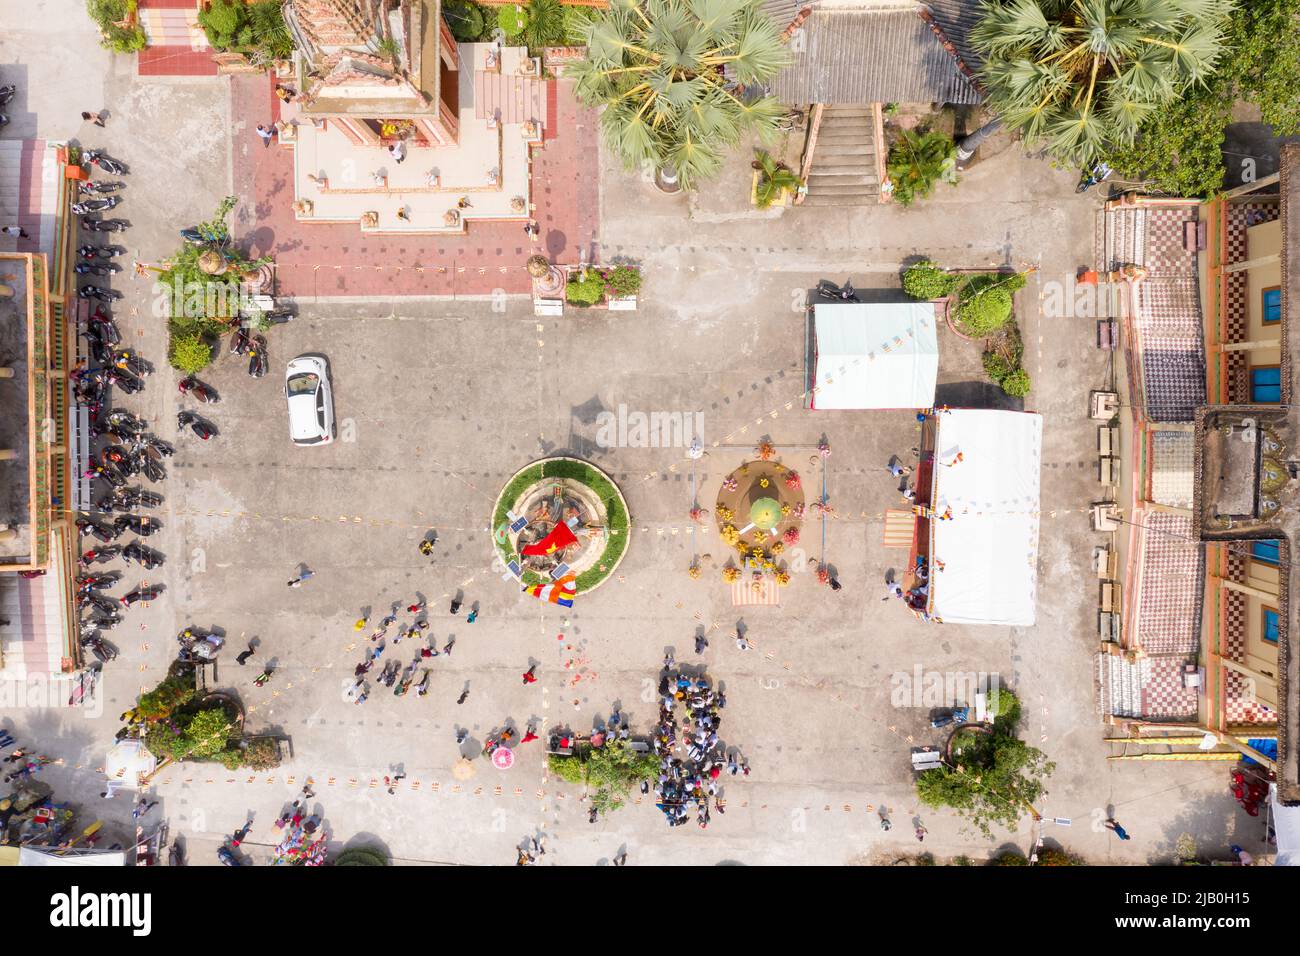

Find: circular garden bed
491;457;630;594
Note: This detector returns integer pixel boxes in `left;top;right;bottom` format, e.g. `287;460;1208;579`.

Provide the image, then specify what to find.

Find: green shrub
86;0;146;53
902;262;957;300
886;129;957;206
498;3;528;36
522;0;566;52
999;368;1031;398
169;331;214;374
955;285;1012;336
990;852;1030;866
184;707;237;759
982;351;1013;385
218;749;244;771
136;675;195;721
1037;847;1085;866
548;754;586;783
604;265;642;298
198;0;291;63
243;737;282;771
335;846;389;866
444;1;487;41
566;270;606;307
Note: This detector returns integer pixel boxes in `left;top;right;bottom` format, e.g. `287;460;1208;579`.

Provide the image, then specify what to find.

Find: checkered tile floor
1143;207;1198;277
1219;551;1276;724
1224;201;1281;402
1134;512;1203;656
1141;655;1199;719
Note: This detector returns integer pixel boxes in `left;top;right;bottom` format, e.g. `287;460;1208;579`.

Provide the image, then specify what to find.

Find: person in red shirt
522;665;537;685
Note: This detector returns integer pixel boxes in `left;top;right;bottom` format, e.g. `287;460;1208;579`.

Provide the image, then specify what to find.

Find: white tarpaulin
18;848;126;866
1272;784;1300;865
811;302;938;409
928;409;1042;626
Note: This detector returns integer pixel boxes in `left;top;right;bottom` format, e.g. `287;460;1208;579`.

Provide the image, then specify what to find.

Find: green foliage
566;270;606;307
375;36;401;64
1037;847;1085;866
1000;368;1031;397
585;741;658;814
914;690;1055;838
886;129;957;207
547;753;586;783
753;149;802;209
443;1;488;41
183;707;236;759
136;675;195;721
989;851;1030;866
1105;0;1299;197
169;330;214;375
198;0;291;64
902;261;958;300
982;322;1030;397
86;0;146;53
955;285;1012;336
563;4;602;44
522;0;567;52
570;0;791;190
335;846;389;866
604;265;642;298
498;3;529;36
974;0;1233;168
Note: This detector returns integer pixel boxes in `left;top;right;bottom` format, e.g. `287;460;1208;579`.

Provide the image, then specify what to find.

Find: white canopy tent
811;302;939;409
1272;784;1300;865
104;740;156;789
927;409;1043;626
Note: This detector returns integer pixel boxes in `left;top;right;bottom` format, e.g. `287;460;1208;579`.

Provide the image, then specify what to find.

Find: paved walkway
230;73;599;298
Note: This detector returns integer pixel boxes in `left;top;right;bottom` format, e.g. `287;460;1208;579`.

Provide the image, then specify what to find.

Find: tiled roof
771;6;981;106
920;0;984;75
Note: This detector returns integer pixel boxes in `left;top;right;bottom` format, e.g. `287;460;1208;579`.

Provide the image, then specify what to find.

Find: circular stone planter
491;457;630;594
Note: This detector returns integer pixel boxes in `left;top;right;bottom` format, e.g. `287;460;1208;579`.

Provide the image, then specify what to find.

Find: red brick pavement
229;73;599;298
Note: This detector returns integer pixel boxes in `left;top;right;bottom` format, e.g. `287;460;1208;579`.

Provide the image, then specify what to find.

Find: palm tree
567;0;790;190
752;149;802;207
973;0;1232;167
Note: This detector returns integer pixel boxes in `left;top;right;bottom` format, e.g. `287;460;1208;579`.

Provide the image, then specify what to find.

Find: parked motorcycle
87;308;122;345
75;261;121;277
140;434;174;458
114;513;161;537
0;85;15;107
178;375;219;403
103;409;146;434
120;584;164;607
121;540;164;570
816;278;860;302
80;546;122;567
71;196;121;215
263;308;295;324
76;517;118;544
76;572;120;591
80;633;119;663
78;243;125;259
82;218;129;233
247;334;268;378
180;226;228;247
84;150;128;175
176;411;216;440
229;327;253;356
98;487;163;513
1076;161;1114;194
133;449;166;484
107;368;145;394
89;462;126;488
78;285;123;302
79;180;123;195
110;349;150;378
168;840;185;867
0;114;8;130
78;592;119;616
82;607;122;629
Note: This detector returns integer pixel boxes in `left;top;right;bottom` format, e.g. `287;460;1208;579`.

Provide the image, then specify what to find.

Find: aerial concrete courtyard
0;0;1263;868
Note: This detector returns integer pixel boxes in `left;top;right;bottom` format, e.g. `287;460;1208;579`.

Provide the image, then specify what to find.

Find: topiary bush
335;846;389;866
902;261;958;300
955;285;1012;336
547;753;586;783
443;1;488;41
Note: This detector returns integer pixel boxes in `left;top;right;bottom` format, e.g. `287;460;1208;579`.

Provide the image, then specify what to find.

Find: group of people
346;593;477;705
0;727;52;785
649;665;743;829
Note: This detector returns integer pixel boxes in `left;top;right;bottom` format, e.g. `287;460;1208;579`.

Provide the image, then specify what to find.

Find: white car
284;355;334;446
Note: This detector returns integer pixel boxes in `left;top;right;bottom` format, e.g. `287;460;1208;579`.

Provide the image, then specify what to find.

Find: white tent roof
19;847;126;866
1272;784;1300;865
811;302;938;409
104;740;156;788
928;409;1042;626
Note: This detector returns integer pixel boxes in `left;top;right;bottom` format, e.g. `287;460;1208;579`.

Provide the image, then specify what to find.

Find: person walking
466;607;478;624
353;614;369;632
456;687;469;705
236;644;255;666
388;141;406;165
255;124;275;148
253;667;273;687
521;664;538;685
287;568;314;588
694;632;708;654
449;596;462;614
442;637;455;655
80;110;106;128
1104;818;1131;841
887;456;911;478
521;723;539;744
735;633;750;651
2;225;30;239
406;601;425;614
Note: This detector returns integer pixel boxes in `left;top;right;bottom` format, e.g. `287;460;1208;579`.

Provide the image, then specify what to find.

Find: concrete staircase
1097;651;1145;718
802;105;880;207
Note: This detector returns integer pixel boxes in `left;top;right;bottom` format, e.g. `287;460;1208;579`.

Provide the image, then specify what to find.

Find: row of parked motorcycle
72;152;169;666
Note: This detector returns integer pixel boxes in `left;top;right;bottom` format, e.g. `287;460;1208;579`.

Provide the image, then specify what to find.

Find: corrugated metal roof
762;0;806;31
772;8;981;106
921;0;984;75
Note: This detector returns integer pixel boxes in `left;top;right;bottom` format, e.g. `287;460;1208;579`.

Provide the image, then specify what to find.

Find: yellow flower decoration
688;563;702;580
759;477;770;488
722;566;741;583
775;571;791;586
771;541;784;554
780;503;791;515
